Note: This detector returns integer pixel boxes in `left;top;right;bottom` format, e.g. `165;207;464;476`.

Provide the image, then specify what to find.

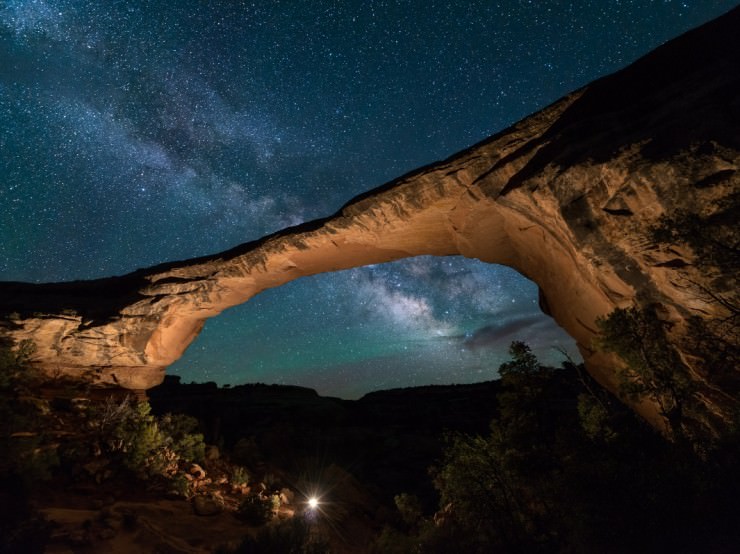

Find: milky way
1;1;735;397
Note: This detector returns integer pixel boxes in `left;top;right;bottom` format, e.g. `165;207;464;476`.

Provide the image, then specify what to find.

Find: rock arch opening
169;256;580;398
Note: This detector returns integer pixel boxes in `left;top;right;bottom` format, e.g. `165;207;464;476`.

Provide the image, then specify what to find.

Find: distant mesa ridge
1;7;739;432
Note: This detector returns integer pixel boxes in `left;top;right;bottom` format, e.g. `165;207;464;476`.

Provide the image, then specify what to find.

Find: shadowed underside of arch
1;8;739;431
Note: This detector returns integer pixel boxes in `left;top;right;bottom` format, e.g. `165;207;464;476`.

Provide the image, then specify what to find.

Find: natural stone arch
1;9;738;432
2;131;620;385
0;101;688;431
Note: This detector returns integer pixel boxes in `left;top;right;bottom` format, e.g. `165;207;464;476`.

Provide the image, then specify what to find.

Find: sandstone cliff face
1;8;738;431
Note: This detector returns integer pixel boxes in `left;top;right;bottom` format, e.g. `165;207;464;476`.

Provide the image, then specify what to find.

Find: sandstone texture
1;8;738;430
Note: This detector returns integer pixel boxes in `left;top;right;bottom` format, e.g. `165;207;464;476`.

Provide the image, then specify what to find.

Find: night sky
1;1;735;397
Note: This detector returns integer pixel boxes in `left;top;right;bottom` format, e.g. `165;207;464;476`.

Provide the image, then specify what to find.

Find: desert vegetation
370;341;740;553
1;328;739;553
0;335;326;553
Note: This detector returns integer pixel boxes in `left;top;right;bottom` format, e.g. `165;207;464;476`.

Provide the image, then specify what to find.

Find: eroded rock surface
1;8;739;430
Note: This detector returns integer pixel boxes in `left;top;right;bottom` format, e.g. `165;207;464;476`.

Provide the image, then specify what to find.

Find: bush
577;393;617;442
396;341;740;552
269;493;281;512
0;340;58;487
0;339;38;390
427;343;571;552
102;399;173;477
158;413;205;463
88;397;207;480
596;306;694;431
231;466;250;487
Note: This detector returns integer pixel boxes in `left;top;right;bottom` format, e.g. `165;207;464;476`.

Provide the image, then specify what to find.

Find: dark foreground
2;342;740;553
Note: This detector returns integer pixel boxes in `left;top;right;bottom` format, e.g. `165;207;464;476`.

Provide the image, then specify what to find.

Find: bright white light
308;497;319;509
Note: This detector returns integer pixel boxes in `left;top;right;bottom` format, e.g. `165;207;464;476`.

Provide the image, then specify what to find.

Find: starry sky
1;1;736;397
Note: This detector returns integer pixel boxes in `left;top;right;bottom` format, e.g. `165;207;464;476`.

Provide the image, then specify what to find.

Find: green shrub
231;466;250;487
0;339;40;390
112;400;171;477
158;413;205;463
89;397;175;478
577;393;617;442
269;493;281;512
595;306;694;431
0;340;58;487
87;397;209;480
